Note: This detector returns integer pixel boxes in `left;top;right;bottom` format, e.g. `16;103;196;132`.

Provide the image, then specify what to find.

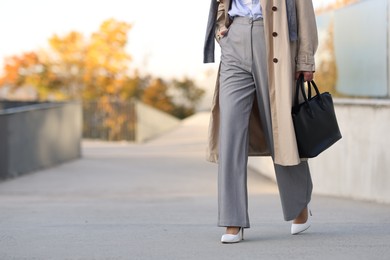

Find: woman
203;0;318;243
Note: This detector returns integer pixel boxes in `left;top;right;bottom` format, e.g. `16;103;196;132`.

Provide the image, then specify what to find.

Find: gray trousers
218;17;312;228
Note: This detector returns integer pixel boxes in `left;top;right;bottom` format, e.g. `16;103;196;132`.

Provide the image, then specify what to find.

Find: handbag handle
307;80;322;98
294;74;325;117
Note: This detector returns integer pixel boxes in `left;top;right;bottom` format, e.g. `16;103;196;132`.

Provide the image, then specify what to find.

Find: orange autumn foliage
142;78;175;114
0;19;205;140
0;52;40;88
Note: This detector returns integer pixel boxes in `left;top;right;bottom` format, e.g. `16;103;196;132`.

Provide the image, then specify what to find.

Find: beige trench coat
207;0;318;166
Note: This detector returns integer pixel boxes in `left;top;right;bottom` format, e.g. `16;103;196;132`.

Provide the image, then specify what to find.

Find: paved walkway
1;112;390;260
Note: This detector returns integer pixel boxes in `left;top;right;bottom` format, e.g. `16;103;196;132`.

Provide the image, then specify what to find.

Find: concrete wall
135;102;181;142
248;99;390;204
0;102;82;180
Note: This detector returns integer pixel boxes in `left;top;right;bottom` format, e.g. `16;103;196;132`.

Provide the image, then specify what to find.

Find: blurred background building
315;0;389;98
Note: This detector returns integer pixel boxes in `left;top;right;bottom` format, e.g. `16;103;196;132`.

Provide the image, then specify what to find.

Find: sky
0;1;333;82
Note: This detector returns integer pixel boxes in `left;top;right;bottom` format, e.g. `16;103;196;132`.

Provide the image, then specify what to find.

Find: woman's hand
295;71;314;82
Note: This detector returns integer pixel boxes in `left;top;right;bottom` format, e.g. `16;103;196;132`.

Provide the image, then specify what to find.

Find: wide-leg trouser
218;17;313;228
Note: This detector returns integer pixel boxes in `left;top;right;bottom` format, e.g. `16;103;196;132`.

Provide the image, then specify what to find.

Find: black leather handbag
292;75;342;158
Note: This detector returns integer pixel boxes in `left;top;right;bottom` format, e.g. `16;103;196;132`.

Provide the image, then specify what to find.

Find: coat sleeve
295;0;318;72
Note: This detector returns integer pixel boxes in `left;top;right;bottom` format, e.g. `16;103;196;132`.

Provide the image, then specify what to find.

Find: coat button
272;32;278;37
272;6;277;11
273;58;278;63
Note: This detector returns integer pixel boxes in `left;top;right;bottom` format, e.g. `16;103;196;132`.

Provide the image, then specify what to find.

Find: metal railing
82;101;137;141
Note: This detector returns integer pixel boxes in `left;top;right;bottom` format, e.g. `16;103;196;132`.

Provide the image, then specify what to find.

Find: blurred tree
0;52;39;91
0;18;206;140
83;18;132;101
171;77;205;119
142;78;175;114
119;71;149;101
82;19;135;140
47;31;86;99
1;19;134;102
141;77;205;119
0;51;64;100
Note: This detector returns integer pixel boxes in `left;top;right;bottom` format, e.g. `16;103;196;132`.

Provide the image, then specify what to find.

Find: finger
295;72;303;80
304;72;313;82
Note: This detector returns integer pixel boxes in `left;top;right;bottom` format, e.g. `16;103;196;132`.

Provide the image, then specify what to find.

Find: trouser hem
218;223;250;228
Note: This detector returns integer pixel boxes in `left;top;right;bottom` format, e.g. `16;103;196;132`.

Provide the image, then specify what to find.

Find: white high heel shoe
291;203;312;235
221;228;244;243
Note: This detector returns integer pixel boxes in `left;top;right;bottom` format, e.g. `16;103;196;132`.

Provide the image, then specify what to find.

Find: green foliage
142;78;175;114
171;78;206;119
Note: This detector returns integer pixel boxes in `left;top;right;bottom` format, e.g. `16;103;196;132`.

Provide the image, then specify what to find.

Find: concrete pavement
1;112;390;260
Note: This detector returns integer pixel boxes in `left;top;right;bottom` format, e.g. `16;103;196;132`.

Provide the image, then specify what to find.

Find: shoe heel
241;228;244;240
